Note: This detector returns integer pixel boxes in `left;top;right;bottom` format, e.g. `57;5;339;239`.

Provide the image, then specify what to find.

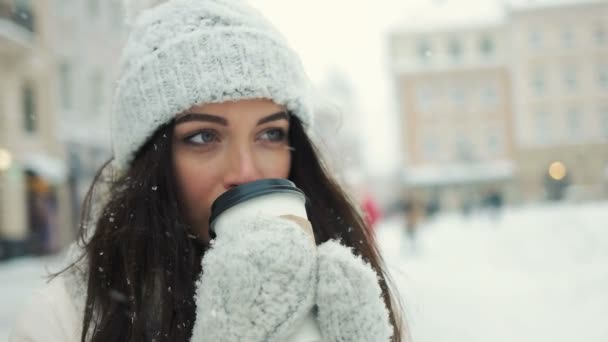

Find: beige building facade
0;0;71;255
390;0;608;208
0;0;125;257
508;0;608;201
389;10;515;210
47;0;125;231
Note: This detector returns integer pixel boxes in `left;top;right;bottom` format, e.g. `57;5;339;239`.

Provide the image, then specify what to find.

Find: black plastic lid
209;178;305;228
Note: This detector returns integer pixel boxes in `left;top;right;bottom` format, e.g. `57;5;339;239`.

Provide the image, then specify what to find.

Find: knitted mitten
316;240;393;342
191;214;317;341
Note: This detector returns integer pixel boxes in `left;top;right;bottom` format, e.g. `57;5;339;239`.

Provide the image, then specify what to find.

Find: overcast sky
251;0;411;176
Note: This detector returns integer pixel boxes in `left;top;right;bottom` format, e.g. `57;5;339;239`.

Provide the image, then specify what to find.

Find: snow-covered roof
402;160;515;186
389;0;507;34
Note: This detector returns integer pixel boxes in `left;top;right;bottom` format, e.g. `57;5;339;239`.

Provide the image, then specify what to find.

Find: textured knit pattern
191;213;317;341
316;240;394;342
112;0;314;171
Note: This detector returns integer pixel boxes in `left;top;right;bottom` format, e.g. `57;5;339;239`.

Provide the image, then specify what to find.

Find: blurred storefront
0;0;71;259
402;161;514;212
48;0;125;226
515;144;608;202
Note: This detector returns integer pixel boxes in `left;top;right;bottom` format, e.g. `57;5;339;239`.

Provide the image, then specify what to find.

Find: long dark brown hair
68;116;405;341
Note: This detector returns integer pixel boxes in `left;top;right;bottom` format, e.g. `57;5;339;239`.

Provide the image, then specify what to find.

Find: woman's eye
185;130;218;144
259;128;287;142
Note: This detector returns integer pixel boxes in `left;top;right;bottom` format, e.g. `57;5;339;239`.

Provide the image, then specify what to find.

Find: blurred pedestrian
362;191;382;234
403;198;423;241
482;189;504;220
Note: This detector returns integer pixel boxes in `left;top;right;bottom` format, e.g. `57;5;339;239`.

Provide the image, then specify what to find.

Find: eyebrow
175;113;228;126
256;111;289;125
175;111;289;126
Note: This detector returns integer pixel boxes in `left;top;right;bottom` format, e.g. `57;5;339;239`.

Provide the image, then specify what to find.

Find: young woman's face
172;99;292;240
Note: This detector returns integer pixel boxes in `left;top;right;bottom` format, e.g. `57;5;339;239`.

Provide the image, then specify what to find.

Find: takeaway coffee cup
209;178;322;341
209;178;308;233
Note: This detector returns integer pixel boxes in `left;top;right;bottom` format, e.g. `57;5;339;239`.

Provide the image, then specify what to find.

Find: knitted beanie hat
112;0;314;171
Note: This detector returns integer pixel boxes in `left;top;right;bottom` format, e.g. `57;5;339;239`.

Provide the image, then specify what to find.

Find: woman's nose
223;146;262;189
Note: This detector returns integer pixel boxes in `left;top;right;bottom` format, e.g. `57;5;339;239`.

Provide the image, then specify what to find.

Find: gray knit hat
112;0;314;171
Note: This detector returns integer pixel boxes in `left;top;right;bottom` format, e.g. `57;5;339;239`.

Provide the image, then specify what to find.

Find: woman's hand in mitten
316;240;393;342
191;213;317;342
280;214;315;246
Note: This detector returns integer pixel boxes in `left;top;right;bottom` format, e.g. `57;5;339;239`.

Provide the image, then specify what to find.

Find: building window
88;0;100;18
529;29;542;49
448;38;462;62
59;62;72;110
601;106;608;138
13;0;34;32
415;86;434;112
566;107;581;137
422;136;439;161
535;108;550;143
481;84;498;106
58;0;69;11
455;135;474;161
480;35;494;57
594;25;606;45
487;132;502;155
561;28;575;48
22;82;36;133
89;70;103;114
531;69;546;95
451;88;466;107
598;63;608;88
417;40;432;62
563;66;577;91
110;0;123;28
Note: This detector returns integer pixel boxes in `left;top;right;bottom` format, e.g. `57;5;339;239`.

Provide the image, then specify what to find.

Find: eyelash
184;129;219;145
260;128;288;143
183;128;288;146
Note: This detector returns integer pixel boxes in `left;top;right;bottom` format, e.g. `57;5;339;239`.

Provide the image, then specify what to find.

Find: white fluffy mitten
191;214;317;341
316;240;393;342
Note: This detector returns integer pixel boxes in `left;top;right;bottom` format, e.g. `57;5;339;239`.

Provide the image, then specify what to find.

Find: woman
11;0;405;341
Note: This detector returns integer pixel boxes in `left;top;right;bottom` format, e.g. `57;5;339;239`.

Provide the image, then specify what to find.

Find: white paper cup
210;178;308;233
209;178;322;341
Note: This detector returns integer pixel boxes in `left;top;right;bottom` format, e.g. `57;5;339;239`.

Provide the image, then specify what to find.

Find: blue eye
186;130;218;145
260;128;287;142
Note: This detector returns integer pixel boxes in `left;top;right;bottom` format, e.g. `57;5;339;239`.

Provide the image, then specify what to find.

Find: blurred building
0;0;70;257
0;0;125;259
389;0;608;209
508;0;608;201
388;1;515;210
46;0;125;232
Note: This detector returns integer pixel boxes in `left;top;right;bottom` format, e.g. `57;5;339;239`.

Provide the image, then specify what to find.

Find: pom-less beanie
112;0;314;171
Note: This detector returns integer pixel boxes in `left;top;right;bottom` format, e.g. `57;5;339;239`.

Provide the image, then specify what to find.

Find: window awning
403;160;515;187
21;153;67;184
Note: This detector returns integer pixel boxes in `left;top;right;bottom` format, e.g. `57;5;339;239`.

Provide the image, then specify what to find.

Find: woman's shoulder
10;275;81;342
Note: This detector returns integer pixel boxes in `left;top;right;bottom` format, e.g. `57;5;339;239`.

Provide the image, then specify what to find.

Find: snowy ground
0;254;63;341
377;201;608;342
1;201;607;341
